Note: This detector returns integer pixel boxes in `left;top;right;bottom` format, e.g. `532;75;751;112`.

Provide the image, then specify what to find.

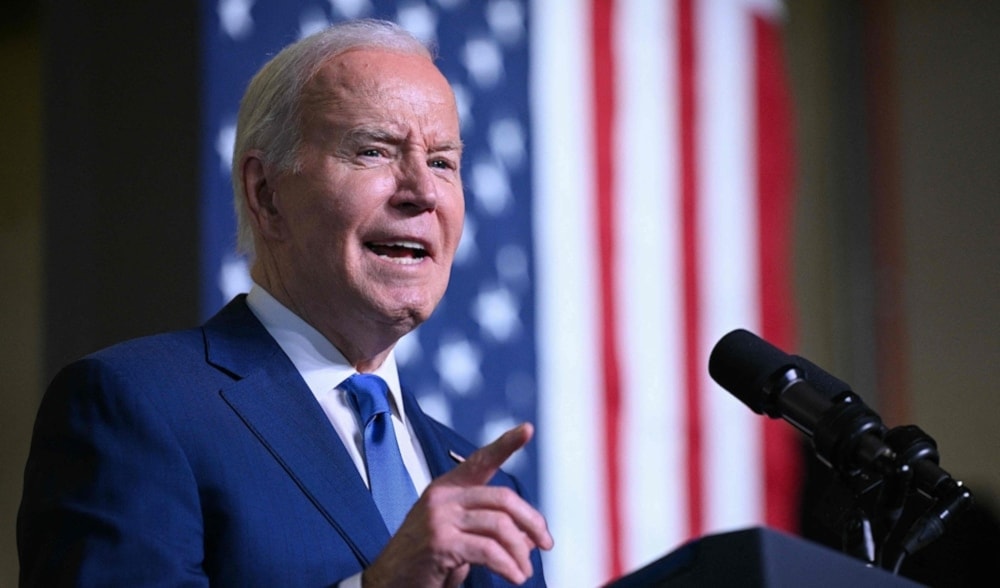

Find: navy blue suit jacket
18;296;545;586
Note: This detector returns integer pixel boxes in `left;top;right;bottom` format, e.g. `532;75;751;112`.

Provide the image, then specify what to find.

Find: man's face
265;49;464;346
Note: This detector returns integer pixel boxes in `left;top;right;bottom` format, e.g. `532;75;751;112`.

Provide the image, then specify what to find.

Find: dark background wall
2;0;997;584
41;1;201;377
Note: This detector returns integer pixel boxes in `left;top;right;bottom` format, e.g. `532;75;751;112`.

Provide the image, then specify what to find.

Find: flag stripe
617;0;685;569
677;0;705;539
590;0;626;578
699;0;762;532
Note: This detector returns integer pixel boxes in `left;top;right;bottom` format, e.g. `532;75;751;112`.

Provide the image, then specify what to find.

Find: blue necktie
341;373;419;534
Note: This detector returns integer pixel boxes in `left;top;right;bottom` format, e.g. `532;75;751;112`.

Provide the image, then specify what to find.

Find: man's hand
363;423;553;587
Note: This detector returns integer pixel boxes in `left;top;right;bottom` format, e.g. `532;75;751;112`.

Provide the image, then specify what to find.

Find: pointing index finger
446;423;533;487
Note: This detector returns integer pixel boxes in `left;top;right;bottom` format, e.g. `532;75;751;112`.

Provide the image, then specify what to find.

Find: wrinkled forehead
301;48;459;124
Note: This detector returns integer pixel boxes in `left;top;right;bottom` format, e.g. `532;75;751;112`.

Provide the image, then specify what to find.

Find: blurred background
1;0;997;586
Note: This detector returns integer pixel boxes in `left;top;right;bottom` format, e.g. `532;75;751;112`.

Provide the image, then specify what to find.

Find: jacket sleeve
17;357;209;587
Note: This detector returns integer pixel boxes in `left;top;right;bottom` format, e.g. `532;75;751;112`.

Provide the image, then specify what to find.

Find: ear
241;152;285;241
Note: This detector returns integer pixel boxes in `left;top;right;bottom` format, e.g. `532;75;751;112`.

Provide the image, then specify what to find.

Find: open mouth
366;240;429;264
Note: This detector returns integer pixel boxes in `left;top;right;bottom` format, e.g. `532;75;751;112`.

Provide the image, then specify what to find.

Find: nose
392;153;438;212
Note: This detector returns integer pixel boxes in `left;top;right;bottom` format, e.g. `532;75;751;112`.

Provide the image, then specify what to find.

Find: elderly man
18;19;552;587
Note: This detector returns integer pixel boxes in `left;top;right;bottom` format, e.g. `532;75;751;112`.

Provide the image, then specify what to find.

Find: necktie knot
342;373;392;428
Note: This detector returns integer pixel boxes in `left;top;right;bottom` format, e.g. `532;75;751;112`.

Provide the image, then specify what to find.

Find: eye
429;157;457;170
359;148;384;158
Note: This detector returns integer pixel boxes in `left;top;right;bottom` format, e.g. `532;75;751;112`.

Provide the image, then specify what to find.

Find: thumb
444;563;471;588
444;423;534;487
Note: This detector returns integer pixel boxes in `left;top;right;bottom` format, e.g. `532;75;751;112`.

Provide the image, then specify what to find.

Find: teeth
384;255;422;265
367;240;428;264
380;241;425;251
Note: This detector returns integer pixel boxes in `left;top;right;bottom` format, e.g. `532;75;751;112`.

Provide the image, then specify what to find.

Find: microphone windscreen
708;328;797;414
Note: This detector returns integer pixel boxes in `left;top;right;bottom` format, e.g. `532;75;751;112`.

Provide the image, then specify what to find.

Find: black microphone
708;328;896;477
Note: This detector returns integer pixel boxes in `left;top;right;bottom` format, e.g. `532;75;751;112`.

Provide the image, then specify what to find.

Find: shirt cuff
339;571;363;588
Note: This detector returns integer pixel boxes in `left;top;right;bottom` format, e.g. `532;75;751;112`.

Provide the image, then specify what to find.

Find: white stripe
531;1;607;586
696;0;764;533
614;0;689;570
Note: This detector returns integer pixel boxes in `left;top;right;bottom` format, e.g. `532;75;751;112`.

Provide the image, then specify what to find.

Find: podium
605;527;925;587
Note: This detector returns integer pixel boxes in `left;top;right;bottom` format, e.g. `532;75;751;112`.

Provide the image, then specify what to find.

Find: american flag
200;1;799;585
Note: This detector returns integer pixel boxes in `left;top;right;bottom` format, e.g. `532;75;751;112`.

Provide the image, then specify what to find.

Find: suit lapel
401;389;465;479
203;297;390;565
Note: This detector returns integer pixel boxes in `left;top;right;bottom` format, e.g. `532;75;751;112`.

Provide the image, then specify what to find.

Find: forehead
301;49;459;130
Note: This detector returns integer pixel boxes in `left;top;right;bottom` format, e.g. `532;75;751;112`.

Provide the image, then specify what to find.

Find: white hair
231;19;433;257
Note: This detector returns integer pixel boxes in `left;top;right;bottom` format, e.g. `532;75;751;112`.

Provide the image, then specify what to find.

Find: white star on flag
473;287;521;342
434;337;482;396
218;0;255;39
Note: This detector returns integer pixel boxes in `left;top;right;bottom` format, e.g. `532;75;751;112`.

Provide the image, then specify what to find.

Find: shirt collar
245;283;407;417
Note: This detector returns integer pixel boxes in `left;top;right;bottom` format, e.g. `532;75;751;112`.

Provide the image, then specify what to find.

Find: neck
250;261;400;371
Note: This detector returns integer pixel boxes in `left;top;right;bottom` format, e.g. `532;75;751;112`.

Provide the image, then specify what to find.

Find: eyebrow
340;125;402;147
429;140;464;156
340;125;464;155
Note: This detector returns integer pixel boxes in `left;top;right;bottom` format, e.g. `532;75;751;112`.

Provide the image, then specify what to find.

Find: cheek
442;185;465;227
303;181;369;234
284;202;354;267
448;196;466;249
328;174;397;222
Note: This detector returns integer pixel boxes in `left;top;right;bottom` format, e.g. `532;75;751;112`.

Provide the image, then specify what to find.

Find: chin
364;274;446;321
385;294;441;327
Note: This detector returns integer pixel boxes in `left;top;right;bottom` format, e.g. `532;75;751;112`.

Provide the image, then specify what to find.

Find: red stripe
591;0;624;579
677;0;704;539
752;13;801;533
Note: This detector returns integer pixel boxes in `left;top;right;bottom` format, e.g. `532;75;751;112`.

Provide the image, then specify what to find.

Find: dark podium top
605;526;925;587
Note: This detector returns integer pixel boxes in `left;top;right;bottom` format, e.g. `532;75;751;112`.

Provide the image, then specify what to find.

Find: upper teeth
382;241;424;251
